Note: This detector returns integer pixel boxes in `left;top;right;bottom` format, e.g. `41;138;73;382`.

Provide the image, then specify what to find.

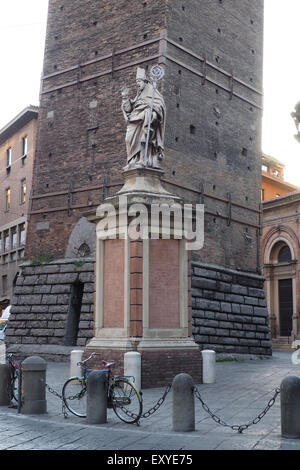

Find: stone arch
262;224;299;339
65;217;95;259
262;224;299;265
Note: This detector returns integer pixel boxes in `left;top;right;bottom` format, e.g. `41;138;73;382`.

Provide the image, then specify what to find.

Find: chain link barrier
139;383;172;419
42;378;172;423
41;376;281;433
194;385;281;434
41;379;69;418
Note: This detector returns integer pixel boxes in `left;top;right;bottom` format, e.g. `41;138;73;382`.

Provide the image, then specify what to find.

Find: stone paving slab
0;350;300;451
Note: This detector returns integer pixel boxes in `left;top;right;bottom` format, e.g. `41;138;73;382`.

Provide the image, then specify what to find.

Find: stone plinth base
83;344;202;389
140;348;202;388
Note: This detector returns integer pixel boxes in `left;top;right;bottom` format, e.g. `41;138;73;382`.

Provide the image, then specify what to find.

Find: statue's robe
124;83;166;167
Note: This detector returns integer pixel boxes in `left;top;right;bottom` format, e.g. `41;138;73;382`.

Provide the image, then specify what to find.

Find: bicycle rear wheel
62;377;87;417
11;369;20;403
111;378;142;424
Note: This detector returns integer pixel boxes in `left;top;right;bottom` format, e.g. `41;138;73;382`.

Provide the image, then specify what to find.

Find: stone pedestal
85;167;201;388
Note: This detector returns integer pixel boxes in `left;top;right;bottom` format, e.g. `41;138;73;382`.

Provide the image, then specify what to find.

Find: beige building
0;106;38;313
262;191;300;348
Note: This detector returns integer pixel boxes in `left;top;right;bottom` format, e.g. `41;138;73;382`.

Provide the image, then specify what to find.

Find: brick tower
7;0;271;365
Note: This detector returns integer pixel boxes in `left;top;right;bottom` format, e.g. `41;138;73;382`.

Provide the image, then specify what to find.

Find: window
278;245;292;263
6;148;11;175
20;178;26;204
6;148;11;167
2;275;8;296
262;165;268;172
18;249;25;260
21;137;27;165
3;254;9;264
22;136;28;156
11;228;17;249
19;223;26;246
3;231;9;252
10;252;17;262
261;189;265;201
5;188;10;211
0;234;2;253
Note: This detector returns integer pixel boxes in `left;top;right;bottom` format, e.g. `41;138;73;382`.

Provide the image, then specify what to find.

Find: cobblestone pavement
1;349;300;451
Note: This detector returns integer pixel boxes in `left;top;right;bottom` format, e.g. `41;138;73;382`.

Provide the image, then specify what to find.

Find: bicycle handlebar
77;351;96;366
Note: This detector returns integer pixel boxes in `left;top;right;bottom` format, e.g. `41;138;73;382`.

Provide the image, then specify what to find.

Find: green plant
30;254;54;266
73;260;86;267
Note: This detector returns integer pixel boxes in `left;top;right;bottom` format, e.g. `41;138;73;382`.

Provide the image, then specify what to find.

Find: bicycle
7;353;21;405
62;352;143;424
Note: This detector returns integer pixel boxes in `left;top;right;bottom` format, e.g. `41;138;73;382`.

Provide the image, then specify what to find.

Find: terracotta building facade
0;107;38;314
6;0;272;363
262;191;300;346
261;154;299;202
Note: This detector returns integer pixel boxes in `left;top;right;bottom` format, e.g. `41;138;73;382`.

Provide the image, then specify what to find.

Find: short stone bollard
0;342;6;364
172;373;195;432
124;352;141;391
281;376;300;439
0;364;11;406
202;350;216;384
70;349;84;378
21;356;47;415
87;370;107;424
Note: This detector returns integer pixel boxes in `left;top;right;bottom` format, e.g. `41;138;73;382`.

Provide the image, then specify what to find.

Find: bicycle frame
62;351;143;423
6;354;22;411
79;364;118;407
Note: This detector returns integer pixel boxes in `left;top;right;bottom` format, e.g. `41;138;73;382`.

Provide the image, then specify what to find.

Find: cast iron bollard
202;350;216;384
21;356;47;415
0;364;11;406
87;370;107;424
281;376;300;439
124;352;141;391
172;373;195;432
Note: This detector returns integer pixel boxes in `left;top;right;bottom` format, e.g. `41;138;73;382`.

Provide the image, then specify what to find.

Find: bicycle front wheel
62;377;87;418
111;378;142;424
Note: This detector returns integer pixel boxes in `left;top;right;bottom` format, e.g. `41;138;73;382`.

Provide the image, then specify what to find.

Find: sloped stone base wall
6;258;272;361
5;258;94;361
191;262;272;355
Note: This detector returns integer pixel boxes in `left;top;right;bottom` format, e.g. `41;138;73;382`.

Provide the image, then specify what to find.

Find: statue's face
136;79;146;91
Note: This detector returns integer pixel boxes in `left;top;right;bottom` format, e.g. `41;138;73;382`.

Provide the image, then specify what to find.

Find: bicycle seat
102;360;115;368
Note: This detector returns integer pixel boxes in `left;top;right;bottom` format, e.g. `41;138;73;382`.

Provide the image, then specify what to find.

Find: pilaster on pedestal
85;167;202;387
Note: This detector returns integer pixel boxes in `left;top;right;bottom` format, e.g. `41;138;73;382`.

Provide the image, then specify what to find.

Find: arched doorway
264;239;297;340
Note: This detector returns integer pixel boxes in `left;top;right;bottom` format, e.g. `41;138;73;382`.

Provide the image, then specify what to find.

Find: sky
0;0;300;185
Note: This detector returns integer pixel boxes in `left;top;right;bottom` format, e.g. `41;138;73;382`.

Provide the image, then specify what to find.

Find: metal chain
115;382;173;425
194;385;281;434
41;378;173;422
40;376;281;433
140;383;172;419
41;379;69;418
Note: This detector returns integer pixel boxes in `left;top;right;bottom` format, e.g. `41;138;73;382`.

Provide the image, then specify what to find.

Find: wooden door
279;279;293;337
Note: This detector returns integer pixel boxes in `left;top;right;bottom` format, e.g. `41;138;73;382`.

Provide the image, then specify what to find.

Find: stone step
272;337;293;351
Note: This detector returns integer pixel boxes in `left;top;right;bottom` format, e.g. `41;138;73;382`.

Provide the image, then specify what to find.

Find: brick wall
25;0;167;260
11;1;270;361
26;0;264;275
83;349;202;389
